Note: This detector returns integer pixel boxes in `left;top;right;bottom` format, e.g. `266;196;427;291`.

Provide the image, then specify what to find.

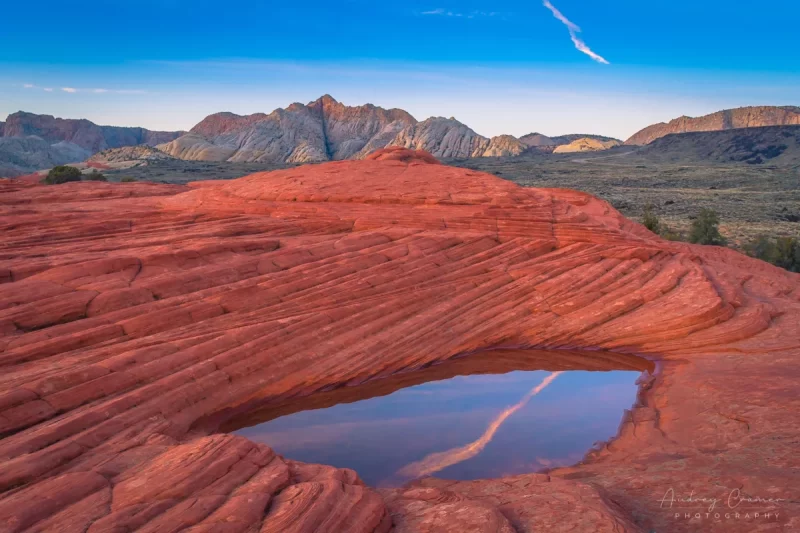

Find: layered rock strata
625;105;800;145
158;95;527;163
2;112;183;153
0;148;798;532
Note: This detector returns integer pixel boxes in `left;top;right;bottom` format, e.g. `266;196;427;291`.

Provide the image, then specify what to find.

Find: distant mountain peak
317;94;339;104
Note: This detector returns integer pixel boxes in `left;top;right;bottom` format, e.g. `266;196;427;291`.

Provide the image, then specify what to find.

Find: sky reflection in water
236;369;640;486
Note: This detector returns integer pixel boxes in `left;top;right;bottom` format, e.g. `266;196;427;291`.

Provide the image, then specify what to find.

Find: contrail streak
395;371;562;480
542;0;610;64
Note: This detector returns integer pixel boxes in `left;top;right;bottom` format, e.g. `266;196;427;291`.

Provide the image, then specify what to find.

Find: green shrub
659;224;684;242
641;203;661;234
689;208;726;246
44;165;82;185
745;235;800;272
639;203;686;241
120;176;137;183
85;171;107;182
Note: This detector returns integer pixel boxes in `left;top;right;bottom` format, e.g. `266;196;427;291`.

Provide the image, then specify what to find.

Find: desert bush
659;224;685;241
85;171;107;182
745;235;800;272
641;203;661;234
120;176;137;183
639;204;686;241
689;208;726;246
44;165;82;185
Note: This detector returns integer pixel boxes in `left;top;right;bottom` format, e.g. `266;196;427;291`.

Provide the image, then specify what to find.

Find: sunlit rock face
158;96;528;163
625;105;800;145
0;148;798;532
552;137;621;153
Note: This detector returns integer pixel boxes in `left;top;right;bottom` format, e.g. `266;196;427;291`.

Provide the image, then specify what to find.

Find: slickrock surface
0;148;798;532
625;105;800;145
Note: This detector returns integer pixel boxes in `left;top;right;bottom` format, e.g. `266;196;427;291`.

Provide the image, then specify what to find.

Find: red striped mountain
625;105;800;145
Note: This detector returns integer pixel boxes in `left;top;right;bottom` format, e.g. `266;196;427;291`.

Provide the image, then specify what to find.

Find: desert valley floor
0;148;798;532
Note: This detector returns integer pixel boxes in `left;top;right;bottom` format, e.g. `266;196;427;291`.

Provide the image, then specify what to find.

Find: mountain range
2;100;800;177
157;95;530;163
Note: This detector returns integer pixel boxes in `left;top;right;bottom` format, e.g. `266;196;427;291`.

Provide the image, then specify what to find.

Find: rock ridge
158;95;528;164
2;111;183;153
626;105;800;145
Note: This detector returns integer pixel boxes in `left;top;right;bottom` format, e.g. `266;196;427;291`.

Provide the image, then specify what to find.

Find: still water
234;352;648;486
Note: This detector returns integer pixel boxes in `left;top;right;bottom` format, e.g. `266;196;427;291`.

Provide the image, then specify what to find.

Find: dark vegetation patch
43;165;82;185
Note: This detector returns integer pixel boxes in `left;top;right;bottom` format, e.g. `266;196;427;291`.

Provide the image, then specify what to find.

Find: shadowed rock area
2;111;183;153
0;112;184;177
0;148;798;532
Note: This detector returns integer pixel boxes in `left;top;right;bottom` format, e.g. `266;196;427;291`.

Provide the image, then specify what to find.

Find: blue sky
1;0;798;139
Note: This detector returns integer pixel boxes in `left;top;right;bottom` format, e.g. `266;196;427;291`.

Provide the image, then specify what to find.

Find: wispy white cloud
542;0;609;64
395;372;562;481
420;8;500;19
18;83;145;95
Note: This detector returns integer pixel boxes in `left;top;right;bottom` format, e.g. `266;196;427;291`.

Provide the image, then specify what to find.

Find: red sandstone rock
0;155;798;532
365;146;441;164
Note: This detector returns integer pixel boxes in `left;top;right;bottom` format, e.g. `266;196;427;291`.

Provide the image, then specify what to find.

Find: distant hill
519;133;556;147
550;134;621;145
88;145;176;163
553;137;621;154
0;112;183;177
626;106;800;145
2;112;183;153
0;136;90;177
519;132;621;154
632;125;800;165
